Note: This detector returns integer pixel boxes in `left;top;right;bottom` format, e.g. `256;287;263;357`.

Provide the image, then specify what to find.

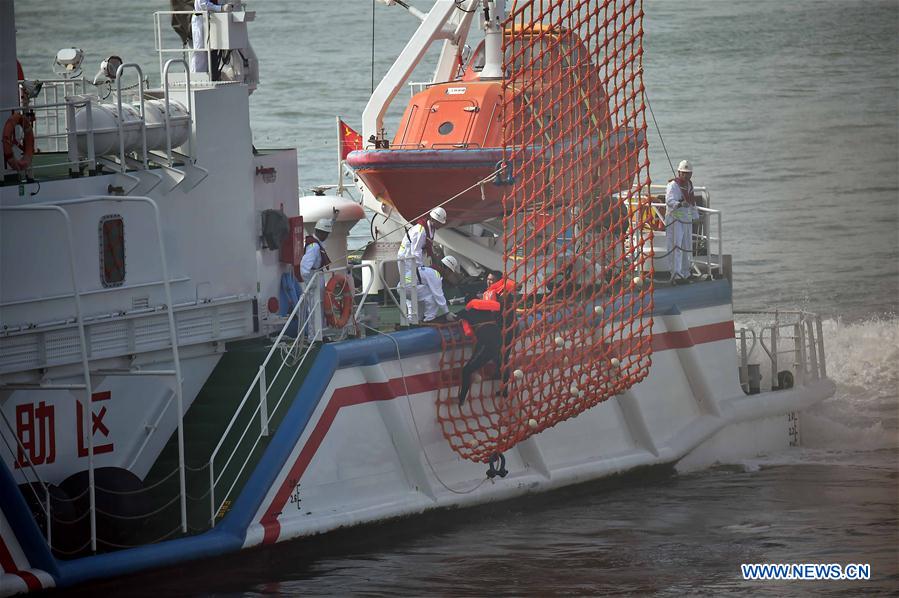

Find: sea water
14;0;898;594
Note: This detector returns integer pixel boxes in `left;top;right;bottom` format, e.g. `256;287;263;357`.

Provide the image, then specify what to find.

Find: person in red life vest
416;255;460;323
397;206;446;322
457;283;515;406
665;159;698;284
481;270;515;301
300;219;332;341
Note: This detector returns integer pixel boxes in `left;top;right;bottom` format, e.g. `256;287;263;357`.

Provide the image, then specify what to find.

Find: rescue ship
0;1;834;594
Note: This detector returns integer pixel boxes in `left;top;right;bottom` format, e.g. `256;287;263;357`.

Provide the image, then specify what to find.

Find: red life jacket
482;278;515;302
466;298;501;312
299;235;330;282
668;177;695;205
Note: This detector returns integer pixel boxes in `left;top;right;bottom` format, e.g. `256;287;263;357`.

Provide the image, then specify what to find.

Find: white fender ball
594;306;602;314
633;276;644;288
554;336;564;347
513;369;524;380
611;357;621;368
528;418;538;430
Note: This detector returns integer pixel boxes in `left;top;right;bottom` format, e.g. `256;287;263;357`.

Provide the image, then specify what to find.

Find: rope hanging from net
436;0;654;463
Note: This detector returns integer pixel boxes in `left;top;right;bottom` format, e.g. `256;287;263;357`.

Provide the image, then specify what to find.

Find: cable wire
363;323;488;495
644;87;675;177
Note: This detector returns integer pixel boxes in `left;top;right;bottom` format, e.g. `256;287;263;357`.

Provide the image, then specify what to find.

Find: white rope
362;323;488;495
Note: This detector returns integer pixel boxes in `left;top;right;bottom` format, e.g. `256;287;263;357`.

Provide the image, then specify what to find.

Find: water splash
820;316;899;397
804;316;899;451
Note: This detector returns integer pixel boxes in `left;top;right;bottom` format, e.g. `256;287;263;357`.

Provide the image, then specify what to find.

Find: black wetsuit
458;307;508;405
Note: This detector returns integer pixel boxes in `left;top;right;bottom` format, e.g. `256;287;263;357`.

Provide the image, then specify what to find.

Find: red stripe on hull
0;536;42;592
652;321;735;351
259;320;734;543
260;371;440;544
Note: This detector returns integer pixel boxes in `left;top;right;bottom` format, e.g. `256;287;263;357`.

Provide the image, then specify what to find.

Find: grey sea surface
14;0;899;595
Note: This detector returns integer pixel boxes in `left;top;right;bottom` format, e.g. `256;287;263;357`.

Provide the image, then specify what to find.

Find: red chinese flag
338;119;363;160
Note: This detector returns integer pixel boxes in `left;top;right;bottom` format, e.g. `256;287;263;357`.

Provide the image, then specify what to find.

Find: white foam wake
680;316;898;472
803;316;899;451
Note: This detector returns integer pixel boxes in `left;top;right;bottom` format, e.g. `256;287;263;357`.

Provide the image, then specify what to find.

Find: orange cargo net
436;0;654;463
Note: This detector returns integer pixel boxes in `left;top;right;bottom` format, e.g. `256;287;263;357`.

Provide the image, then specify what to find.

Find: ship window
99;215;125;287
438;121;454;135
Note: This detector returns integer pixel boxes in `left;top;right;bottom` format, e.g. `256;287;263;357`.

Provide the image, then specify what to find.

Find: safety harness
298;235;330;282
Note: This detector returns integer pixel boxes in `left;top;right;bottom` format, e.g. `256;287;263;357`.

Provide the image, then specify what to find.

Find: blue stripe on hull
31;280;731;587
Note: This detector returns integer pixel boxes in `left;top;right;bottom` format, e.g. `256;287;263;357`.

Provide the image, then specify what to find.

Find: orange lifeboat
347;26;643;227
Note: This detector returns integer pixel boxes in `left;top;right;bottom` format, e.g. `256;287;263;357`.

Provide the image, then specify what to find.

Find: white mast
479;0;505;79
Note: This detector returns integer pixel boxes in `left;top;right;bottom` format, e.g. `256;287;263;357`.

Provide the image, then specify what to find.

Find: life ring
324;275;353;328
2;111;35;172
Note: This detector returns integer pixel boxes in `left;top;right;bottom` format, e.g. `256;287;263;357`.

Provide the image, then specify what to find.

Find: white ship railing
21;78;89;153
153;8;255;85
378;257;421;325
4;60;196;182
0;195;187;552
621;185;723;278
0;410;53;549
153;10;215;84
208;264;374;526
0;96;98;175
734;310;827;393
0;203;96;551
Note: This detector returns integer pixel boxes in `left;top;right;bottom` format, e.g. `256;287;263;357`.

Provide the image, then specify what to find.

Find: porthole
99;214;125;287
438;121;454;135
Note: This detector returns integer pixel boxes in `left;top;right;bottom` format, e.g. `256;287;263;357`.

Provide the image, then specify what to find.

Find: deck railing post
805;317;819;380
739;328;749;393
794;323;805;387
259;365;269;437
816;315;827;378
769;324;778;391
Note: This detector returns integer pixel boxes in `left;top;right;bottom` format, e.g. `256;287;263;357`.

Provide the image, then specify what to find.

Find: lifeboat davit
347;28;643;227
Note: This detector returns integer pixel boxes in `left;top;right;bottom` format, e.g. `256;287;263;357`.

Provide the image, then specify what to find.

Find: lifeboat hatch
417;99;478;148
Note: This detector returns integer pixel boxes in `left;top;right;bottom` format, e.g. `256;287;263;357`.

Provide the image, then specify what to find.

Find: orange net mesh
436;0;654;463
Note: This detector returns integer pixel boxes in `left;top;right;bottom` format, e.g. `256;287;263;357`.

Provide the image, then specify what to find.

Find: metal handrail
154;10;213;82
25;195;188;540
644;201;723;278
0;204;94;549
114;63;148;173
0;409;52;549
208;269;323;525
1;97;96;172
377;257;421;325
620;190;723;279
207;262;376;524
733;310;827;391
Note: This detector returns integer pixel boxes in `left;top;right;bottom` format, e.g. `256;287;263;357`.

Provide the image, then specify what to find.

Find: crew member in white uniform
191;0;233;74
300;219;332;341
397;206;446;322
416;255;460;323
665;160;698;283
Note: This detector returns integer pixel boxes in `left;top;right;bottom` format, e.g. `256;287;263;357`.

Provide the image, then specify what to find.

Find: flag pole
336;115;345;195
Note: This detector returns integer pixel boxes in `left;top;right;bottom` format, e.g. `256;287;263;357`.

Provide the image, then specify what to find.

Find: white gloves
222;3;234;12
446;312;458;322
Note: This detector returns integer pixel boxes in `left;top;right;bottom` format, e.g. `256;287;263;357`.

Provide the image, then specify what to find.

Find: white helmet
314;219;333;233
677;159;693;173
441;255;460;273
429;206;447;225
